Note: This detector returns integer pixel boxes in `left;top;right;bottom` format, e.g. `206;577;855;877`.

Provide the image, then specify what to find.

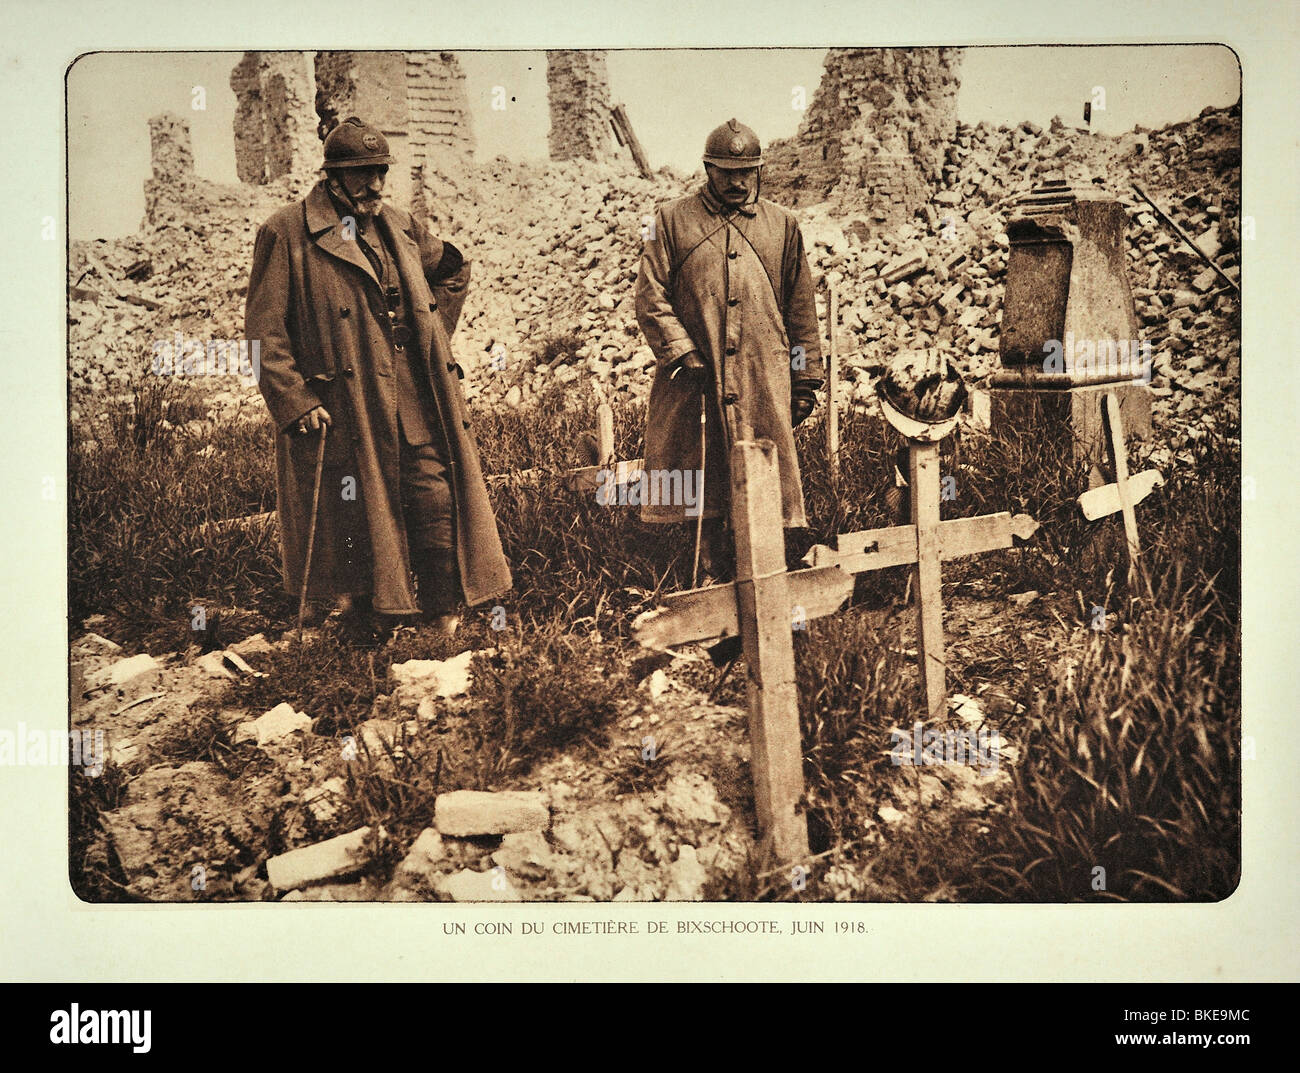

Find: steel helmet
877;350;969;441
703;118;763;169
322;116;396;169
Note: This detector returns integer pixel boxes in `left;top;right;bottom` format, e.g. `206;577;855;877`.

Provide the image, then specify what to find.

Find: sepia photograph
64;43;1243;908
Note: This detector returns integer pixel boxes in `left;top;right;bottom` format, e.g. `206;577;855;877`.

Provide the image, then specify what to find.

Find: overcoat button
728;251;738;259
340;306;350;317
728;298;739;306
344;366;355;377
726;346;737;355
429;301;438;311
447;362;456;372
463;420;471;430
723;392;740;405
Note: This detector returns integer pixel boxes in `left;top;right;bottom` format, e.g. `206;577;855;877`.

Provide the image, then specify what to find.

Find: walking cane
691;392;707;588
297;424;328;644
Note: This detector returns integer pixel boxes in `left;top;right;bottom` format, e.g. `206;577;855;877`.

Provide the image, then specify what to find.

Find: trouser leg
399;440;461;616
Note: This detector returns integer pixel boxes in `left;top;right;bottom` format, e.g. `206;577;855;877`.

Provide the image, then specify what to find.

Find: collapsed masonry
764;48;962;232
229;52;319;185
229;50;475;212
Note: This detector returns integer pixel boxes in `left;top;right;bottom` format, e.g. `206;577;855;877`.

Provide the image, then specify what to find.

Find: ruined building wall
314;51;412;204
763;48;962;229
547;50;623;165
143;112;194;223
229;52;318;185
313;51;476;213
407;52;475;162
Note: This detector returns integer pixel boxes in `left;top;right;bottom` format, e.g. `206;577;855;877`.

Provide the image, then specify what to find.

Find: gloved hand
668;350;709;386
791;382;819;427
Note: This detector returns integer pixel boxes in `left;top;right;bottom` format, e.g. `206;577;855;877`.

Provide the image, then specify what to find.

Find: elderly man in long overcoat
636;118;823;577
246;117;511;635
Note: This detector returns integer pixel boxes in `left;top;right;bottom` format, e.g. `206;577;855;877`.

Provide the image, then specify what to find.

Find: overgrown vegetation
465;619;633;787
70;364;285;653
70;364;1241;903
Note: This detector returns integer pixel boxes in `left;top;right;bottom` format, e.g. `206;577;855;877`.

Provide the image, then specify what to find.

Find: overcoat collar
305;180;422;290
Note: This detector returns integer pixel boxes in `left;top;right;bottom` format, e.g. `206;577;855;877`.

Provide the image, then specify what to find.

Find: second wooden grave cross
632;437;1039;863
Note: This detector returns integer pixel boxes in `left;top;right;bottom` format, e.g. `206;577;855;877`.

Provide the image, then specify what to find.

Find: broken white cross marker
1076;391;1162;587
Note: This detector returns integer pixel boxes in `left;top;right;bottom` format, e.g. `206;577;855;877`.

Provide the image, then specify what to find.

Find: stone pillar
148;112;194;183
762;47;962;225
406;51;475;223
546;50;619;164
229;51;318;184
143;112;194;222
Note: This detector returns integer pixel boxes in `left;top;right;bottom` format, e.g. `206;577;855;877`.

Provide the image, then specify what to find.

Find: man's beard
330;178;383;218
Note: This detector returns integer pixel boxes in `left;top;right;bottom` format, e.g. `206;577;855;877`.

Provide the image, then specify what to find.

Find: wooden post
596;402;614;467
826;285;839;479
909;440;946;719
730;441;810;863
610;103;652;179
1102;391;1142;590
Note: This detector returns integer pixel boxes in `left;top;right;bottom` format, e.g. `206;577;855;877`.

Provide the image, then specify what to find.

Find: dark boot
335;594;386;648
413;547;462;635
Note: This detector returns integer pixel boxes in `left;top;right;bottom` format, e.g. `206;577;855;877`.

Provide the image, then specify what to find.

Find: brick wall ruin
547;51;624;166
228;50;474;213
763;48;962;229
229;52;319;185
314;51;476;210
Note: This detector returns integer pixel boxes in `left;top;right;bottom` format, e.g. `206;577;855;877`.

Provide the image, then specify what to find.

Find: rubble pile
68;103;1240;453
70;634;753;902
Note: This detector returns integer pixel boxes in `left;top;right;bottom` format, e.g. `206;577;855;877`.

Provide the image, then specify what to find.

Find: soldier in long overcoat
245;118;511;628
635;119;824;573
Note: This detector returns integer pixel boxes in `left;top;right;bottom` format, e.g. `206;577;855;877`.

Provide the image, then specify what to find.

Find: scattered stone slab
354;718;401;758
1191;266;1219;293
229;633;273;658
195;650;237;680
266;826;375;891
662;773;729;830
234;701;311;746
75;632;122;656
434;868;522;902
877;804;907;825
434;790;549;837
85;653;160;692
664;845;708;901
391;828;446;888
389;649;486;709
281;879;380;901
302;776;346;823
490;830;555;880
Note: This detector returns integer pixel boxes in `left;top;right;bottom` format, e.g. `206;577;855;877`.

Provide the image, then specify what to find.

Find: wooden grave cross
631;437;1038;863
1076;391;1163;589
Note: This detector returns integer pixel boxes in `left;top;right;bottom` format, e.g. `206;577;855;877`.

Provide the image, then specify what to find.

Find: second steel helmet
877;350;969;441
703;118;763;169
322;116;396;169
